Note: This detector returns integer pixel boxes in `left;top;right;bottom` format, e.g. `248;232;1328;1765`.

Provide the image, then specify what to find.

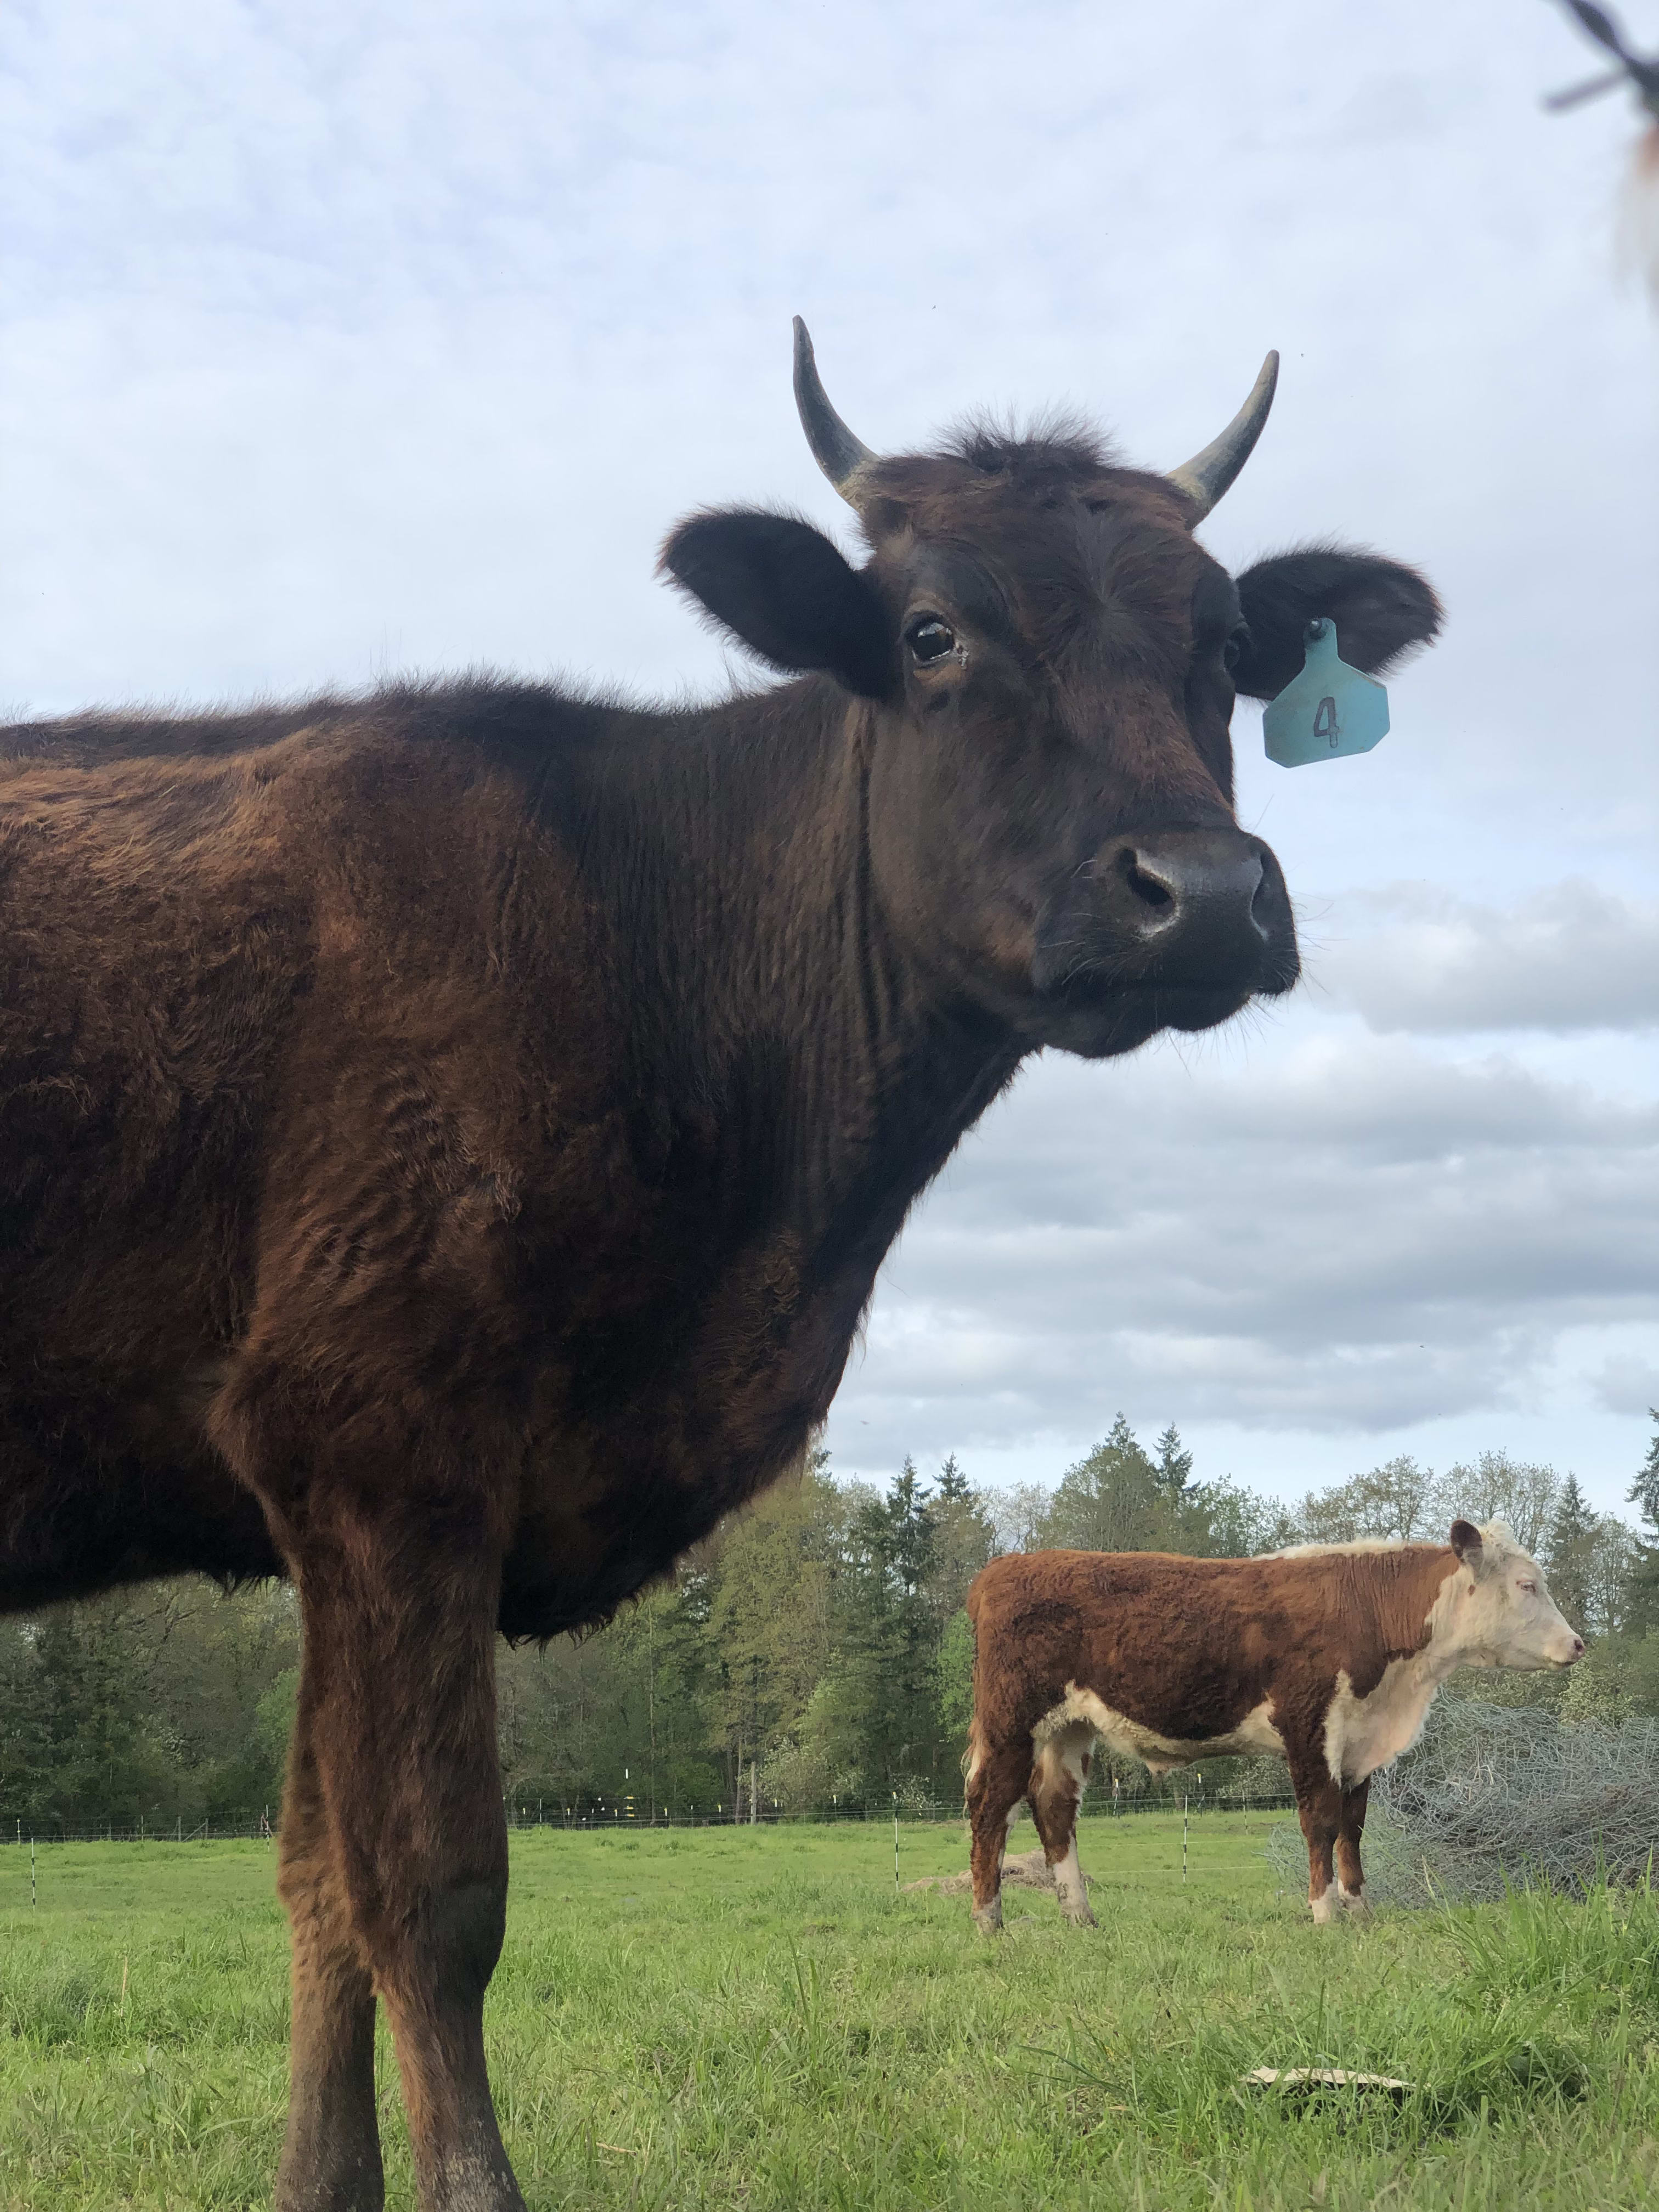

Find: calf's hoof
274;2119;385;2212
972;1898;1003;1936
1338;1884;1372;1921
1309;1886;1340;1926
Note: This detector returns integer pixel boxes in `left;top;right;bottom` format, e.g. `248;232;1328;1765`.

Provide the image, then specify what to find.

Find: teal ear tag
1262;619;1389;769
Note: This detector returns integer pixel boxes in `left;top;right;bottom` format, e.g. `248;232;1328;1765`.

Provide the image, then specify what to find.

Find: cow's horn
1165;352;1280;521
793;318;878;507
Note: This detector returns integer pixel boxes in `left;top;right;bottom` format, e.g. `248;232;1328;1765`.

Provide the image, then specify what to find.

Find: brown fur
2;413;1437;2208
964;1545;1460;1928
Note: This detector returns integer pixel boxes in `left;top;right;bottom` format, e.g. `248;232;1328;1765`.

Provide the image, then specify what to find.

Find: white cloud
1312;882;1659;1035
1595;1351;1659;1419
826;1026;1659;1455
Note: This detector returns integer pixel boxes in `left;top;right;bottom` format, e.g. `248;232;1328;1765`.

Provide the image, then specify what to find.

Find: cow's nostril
1248;862;1275;933
1119;850;1176;913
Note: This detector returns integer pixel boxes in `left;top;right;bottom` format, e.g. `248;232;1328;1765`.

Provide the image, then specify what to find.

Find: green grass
2;1814;1656;2209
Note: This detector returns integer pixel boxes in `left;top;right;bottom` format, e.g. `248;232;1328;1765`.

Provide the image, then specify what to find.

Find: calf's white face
1442;1518;1584;1671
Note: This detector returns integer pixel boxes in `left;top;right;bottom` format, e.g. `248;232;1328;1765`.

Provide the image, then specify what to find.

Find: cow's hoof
1309;1887;1340;1926
972;1901;1003;1936
1338;1885;1371;1921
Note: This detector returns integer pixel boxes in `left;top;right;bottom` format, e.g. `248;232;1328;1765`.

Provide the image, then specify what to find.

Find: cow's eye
907;618;957;665
1518;1580;1537;1595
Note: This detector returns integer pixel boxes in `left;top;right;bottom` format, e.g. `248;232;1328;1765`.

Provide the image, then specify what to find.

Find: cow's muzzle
1033;827;1300;1019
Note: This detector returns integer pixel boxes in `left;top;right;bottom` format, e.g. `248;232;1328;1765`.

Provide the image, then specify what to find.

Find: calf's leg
289;1505;524;2212
966;1731;1031;1934
276;1714;383;2212
1029;1727;1096;1928
1291;1762;1344;1925
1335;1779;1371;1917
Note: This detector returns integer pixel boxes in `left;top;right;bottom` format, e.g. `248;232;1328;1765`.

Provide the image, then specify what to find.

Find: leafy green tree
1444;1450;1561;1556
1291;1457;1438;1546
1556;1622;1659;1728
701;1460;844;1809
1188;1474;1290;1558
981;1481;1050;1555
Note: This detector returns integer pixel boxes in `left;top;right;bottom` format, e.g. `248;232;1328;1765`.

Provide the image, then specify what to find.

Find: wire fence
3;1785;1298;1847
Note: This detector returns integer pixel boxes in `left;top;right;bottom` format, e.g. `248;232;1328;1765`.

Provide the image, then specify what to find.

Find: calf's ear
661;508;894;700
1232;545;1443;702
1449;1519;1485;1571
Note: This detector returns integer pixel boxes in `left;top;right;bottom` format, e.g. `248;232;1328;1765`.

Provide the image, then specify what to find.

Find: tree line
4;1413;1657;1833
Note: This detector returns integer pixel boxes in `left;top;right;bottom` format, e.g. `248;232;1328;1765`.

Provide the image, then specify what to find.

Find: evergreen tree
929;1455;997;1618
774;1463;944;1803
936;1453;970;1503
1154;1424;1194;1500
935;1609;976;1757
1631;1412;1659;1529
878;1458;939;1597
1044;1415;1171;1553
1624;1411;1659;1634
1544;1472;1599;1638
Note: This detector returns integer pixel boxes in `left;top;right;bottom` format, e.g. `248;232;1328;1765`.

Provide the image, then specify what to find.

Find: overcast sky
4;1;1655;1515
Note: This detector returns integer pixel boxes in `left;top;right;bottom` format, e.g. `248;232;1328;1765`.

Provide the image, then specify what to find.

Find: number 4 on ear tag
1262;619;1389;769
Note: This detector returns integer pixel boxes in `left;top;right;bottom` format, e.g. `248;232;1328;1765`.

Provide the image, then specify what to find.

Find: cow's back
968;1548;1324;1755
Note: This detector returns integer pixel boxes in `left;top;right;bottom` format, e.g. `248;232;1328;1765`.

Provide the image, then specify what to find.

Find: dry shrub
1267;1697;1659;1908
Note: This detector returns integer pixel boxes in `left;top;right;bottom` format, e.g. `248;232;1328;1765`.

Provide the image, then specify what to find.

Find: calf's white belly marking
1035;1683;1284;1775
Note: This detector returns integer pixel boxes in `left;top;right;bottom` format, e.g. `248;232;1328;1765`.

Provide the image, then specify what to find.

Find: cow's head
1444;1519;1585;1669
662;324;1441;1059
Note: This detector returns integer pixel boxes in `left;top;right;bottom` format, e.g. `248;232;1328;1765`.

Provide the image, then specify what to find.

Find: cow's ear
1232;545;1443;702
1449;1519;1485;1572
660;509;894;700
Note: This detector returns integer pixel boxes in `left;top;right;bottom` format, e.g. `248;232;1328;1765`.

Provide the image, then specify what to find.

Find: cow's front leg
276;1715;383;2212
1335;1779;1372;1918
1290;1759;1344;1925
292;1506;525;2212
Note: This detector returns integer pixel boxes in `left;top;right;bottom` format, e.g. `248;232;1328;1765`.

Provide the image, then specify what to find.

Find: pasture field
1;1814;1656;2211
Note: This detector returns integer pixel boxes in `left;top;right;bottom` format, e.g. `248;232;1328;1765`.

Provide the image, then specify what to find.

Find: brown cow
1;326;1438;2210
965;1521;1583;1930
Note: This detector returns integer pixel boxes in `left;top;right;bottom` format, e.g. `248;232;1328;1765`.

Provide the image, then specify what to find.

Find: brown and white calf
964;1520;1583;1928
